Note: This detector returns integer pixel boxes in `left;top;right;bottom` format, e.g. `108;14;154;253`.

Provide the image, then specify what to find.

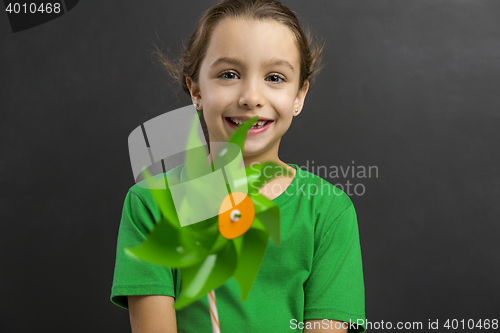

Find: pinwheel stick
208;290;221;333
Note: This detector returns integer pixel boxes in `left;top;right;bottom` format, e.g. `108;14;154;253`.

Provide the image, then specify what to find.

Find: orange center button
218;192;255;239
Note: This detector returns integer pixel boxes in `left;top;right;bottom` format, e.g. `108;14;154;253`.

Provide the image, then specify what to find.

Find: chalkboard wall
1;0;499;331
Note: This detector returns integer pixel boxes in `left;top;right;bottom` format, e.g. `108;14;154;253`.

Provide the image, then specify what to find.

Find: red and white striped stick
208;290;221;333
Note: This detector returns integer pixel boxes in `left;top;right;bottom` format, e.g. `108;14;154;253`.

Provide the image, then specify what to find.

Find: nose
238;77;264;109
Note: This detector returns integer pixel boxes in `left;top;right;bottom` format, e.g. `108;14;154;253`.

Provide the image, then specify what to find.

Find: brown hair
153;0;325;98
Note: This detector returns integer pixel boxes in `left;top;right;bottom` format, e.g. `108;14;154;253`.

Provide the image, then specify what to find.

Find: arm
128;295;177;333
304;320;348;332
304;200;365;332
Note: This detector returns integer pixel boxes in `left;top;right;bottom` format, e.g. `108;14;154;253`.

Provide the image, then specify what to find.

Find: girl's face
187;18;309;165
187;19;309;165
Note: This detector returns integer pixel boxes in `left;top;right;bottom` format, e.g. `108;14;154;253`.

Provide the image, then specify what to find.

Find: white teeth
229;117;269;127
230;118;243;125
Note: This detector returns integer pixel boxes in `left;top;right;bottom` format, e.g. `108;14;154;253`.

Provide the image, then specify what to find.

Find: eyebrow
210;57;294;71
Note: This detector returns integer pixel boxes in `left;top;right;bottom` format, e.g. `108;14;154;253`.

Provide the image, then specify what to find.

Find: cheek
272;92;295;116
203;86;230;108
201;95;224;123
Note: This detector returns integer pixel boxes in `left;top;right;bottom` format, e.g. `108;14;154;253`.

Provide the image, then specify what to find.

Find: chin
241;147;272;161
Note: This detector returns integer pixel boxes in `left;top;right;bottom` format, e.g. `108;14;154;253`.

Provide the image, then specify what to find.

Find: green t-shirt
111;163;366;332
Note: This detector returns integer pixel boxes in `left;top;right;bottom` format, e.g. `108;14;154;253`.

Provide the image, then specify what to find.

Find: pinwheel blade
184;218;220;249
212;141;247;196
209;233;231;253
175;170;224;227
232;226;269;301
248;192;281;246
174;241;237;309
141;168;180;226
125;216;209;268
185;112;211;181
211;116;259;170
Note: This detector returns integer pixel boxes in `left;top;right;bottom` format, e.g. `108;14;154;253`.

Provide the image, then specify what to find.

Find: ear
293;81;310;116
186;77;202;109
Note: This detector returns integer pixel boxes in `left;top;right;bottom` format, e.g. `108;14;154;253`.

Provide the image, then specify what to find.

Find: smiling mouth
226;117;273;128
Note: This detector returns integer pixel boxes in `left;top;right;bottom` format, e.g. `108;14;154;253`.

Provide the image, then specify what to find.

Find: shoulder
126;164;185;216
291;166;358;243
294;165;354;214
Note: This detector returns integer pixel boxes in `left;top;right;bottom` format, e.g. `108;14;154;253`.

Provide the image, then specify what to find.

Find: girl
111;0;366;332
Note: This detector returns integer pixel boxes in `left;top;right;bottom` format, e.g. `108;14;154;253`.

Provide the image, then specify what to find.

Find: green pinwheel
125;115;292;309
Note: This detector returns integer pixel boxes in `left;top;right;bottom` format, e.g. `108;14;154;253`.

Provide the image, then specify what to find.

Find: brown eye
219;71;239;80
267;74;285;83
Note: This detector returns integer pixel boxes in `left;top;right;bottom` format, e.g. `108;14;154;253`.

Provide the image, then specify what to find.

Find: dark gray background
1;0;499;332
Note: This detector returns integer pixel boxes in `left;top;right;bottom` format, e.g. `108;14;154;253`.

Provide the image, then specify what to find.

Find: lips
225;117;274;134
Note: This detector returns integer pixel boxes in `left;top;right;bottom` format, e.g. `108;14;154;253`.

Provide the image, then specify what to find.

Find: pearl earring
295;109;299;114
